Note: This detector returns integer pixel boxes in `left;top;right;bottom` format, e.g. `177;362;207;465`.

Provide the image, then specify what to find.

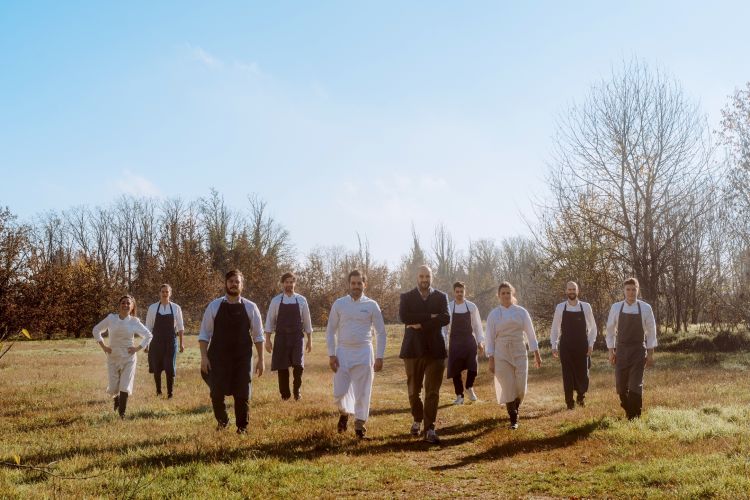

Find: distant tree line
1;61;748;339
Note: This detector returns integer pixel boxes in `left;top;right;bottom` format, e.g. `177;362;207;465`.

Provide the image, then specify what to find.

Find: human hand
255;358;264;377
587;346;593;356
306;339;312;353
127;346;141;355
201;357;211;374
552;349;559;359
179;343;184;353
488;355;495;374
102;345;112;354
609;351;616;366
534;351;542;368
407;324;422;330
329;356;339;373
265;338;273;354
373;358;383;372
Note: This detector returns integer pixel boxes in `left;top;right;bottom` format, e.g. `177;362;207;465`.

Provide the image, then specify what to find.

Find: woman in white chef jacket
485;282;542;429
92;295;153;418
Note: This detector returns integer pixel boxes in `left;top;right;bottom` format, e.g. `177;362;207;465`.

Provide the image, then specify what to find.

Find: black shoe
281;394;291;401
216;421;229;430
236;427;247;435
337;414;349;433
293;391;301;401
355;428;367;439
167;393;173;399
509;422;519;430
566;402;575;410
119;413;126;419
156;391;162;397
576;394;585;407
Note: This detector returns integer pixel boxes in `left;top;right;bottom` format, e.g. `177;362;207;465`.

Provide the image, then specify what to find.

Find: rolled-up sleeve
470;304;485;344
301;298;313;334
246;302;265;343
174;304;185;332
145;304;156;331
584;303;598;347
642;302;658;349
605;303;619;349
550;303;563;349
198;301;218;343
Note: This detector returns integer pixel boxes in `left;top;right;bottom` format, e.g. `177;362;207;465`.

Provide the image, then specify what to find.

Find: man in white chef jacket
326;269;387;439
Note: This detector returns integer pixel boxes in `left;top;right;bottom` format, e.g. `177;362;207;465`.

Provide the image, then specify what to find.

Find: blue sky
1;1;748;264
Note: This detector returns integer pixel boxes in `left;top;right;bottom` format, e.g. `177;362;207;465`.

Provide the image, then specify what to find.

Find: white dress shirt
198;296;264;344
550;300;598;349
92;314;153;349
485;304;539;356
145;302;185;332
605;300;657;349
264;292;313;334
444;300;485;345
326;294;387;359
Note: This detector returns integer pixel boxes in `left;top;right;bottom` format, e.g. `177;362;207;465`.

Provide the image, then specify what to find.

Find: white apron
492;308;530;404
333;345;374;421
107;348;137;395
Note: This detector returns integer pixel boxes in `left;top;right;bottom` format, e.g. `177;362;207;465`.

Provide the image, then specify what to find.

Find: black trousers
153;372;174;395
211;393;249;429
277;366;303;398
452;370;477;396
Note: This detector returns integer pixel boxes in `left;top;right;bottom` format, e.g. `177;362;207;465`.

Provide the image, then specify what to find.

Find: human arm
470;303;485;353
550;303;562;357
127;318;152;354
92;315;112;353
326;301;340;372
584;302;597;355
642;302;657;367
373;303;387;372
248;302;265;376
264;297;278;354
522;308;542;368
174;304;185;352
486;312;495;373
606;303;618;365
302;298;313;353
399;292;431;326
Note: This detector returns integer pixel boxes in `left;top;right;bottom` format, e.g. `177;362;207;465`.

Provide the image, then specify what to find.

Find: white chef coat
605;300;657;349
264;292;313;334
326;294;387;360
550;300;598;349
92;314;153;396
444;300;485;345
145;302;185;332
198;296;264;344
485;304;539;355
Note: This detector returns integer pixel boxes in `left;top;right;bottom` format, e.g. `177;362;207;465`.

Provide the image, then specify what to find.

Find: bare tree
548;59;716;319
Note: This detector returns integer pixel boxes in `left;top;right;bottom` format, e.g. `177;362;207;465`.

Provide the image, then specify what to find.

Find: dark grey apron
446;302;478;379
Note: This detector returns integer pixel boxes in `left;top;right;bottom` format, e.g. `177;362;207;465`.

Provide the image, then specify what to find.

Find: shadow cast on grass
430;417;610;471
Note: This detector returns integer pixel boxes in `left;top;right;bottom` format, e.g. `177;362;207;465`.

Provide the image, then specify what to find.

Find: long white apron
333;345;374;421
492;314;529;404
107;347;137;395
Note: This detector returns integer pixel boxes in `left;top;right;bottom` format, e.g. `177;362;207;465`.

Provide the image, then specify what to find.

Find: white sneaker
453;395;464;405
424;429;441;444
467;388;478;401
410;421;421;436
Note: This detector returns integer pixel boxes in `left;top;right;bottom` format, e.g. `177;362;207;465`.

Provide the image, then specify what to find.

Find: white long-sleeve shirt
326;294;387;359
92;314;153;349
550;300;598;349
145;302;185;332
264;292;313;334
485;304;539;356
444;300;485;345
605;300;657;349
198;296;264;344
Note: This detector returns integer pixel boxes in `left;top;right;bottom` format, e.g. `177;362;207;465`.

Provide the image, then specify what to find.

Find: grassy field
2;326;750;499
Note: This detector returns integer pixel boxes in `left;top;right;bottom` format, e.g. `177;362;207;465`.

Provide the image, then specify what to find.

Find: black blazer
398;287;450;359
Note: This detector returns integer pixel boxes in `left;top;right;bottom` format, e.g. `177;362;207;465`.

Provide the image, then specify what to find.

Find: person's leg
627;350;646;419
452;373;464;397
560;349;575;409
615;354;631;418
573;351;590;406
423;357;446;432
351;363;374;437
211;394;229;427
234;394;249;431
118;391;128;417
333;362;354;432
292;365;304;400
277;368;291;400
154;371;162;395
166;373;174;398
465;370;477;389
404;358;425;426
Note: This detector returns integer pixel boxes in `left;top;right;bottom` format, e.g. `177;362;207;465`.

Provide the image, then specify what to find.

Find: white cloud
186;43;224;68
115;169;162;197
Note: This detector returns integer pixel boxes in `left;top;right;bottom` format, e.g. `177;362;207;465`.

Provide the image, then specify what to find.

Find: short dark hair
348;269;367;283
623;277;639;287
225;269;244;281
280;272;296;283
453;281;465;290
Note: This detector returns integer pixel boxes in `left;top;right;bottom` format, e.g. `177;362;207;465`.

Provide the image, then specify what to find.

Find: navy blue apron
207;300;252;398
559;303;590;399
271;296;304;371
446;302;478;379
148;303;178;376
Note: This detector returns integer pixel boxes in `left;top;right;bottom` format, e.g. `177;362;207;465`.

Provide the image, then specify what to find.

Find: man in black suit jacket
399;265;450;444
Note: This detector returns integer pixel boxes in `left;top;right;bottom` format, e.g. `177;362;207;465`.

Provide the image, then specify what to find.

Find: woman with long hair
485;282;542;429
92;295;153;418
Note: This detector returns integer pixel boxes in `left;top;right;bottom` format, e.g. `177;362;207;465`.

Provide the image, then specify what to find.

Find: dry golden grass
2;326;750;499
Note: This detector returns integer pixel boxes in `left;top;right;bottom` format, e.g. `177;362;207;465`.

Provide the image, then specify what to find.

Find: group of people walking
93;266;657;442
